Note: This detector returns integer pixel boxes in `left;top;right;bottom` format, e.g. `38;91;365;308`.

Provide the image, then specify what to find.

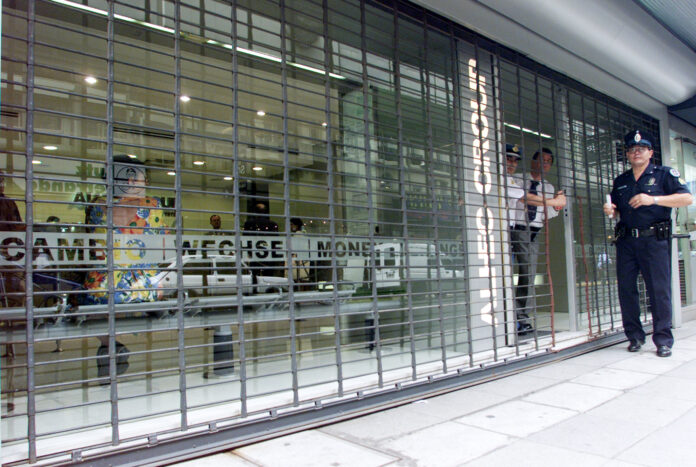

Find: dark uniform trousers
510;225;541;321
616;235;673;347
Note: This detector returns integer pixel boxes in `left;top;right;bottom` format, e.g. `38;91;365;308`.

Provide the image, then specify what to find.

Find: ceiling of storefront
634;0;696;126
634;0;696;54
417;0;696;126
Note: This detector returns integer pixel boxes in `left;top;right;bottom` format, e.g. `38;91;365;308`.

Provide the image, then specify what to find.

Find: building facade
1;0;695;464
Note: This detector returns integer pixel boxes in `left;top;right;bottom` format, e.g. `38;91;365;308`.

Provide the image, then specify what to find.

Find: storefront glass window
0;0;663;462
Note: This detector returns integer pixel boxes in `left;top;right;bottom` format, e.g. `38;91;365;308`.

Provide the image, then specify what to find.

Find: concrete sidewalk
173;320;696;467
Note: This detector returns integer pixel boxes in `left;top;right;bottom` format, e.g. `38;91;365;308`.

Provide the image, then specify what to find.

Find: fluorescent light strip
49;0;175;34
48;0;106;16
504;122;553;139
49;0;346;80
289;62;326;75
106;12;175;34
236;47;283;63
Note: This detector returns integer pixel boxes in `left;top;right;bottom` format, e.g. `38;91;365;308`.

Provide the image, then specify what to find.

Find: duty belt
615;220;671;241
629;226;656;238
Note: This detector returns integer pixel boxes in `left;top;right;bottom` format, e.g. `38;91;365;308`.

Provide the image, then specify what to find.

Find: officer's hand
628;193;654;208
603;202;617;217
553;191;567;208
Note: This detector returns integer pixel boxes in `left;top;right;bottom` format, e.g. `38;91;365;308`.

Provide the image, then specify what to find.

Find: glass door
671;133;696;308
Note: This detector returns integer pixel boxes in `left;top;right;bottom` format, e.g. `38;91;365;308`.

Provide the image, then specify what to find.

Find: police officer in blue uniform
604;130;692;357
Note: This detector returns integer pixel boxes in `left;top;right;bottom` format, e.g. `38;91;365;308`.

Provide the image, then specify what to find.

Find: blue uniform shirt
611;163;690;230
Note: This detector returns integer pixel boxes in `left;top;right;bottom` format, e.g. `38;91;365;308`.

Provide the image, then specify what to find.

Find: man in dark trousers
510;148;566;334
604;129;692;357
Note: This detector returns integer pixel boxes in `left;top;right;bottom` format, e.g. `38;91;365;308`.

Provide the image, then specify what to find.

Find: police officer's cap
624;129;655;149
506;143;523;160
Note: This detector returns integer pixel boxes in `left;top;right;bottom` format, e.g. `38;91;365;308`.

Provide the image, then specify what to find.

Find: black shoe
627;340;642;352
517;322;534;335
656;345;672;358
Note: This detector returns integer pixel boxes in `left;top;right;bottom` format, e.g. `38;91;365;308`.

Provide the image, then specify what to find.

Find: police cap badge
505;143;522;160
624;129;654;149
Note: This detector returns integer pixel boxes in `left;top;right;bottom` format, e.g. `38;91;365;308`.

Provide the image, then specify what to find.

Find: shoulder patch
670;168;680;177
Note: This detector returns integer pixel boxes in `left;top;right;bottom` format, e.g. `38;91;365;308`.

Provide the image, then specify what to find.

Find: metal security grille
563;92;659;334
0;0;660;464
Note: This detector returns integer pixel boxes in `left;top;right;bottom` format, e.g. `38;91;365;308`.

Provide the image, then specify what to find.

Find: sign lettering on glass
468;58;498;326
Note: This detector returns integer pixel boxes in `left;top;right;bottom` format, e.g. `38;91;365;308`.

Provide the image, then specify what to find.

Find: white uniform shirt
511;173;560;228
504;175;525;227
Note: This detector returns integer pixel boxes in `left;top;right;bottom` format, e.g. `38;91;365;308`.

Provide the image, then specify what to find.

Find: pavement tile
522;361;596;381
607;352;690;374
663;359;696;379
586;392;696;427
568;350;633;367
629;375;696;401
674;338;696;349
570;367;657;390
381;422;509;467
468;374;557;398
527;413;655;458
523;382;622;412
404;389;510;420
662;346;696;362
454;400;577;437
320;403;444;442
234;430;397;467
600;460;647;467
616;407;696;466
171;452;257;466
464;439;608;467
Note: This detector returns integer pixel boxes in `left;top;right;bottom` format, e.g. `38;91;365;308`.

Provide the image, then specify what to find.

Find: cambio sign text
0;233;466;266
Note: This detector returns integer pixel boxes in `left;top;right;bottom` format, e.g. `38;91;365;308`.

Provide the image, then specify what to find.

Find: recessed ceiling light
84;76;97;85
224;176;233;180
43;145;57;151
127;154;137;159
32;160;42;165
252;166;263;171
167;171;176;176
193;160;205;165
256;110;266;116
180;95;191;102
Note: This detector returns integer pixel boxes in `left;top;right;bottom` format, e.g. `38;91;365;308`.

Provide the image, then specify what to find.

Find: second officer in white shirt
510;148;566;334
